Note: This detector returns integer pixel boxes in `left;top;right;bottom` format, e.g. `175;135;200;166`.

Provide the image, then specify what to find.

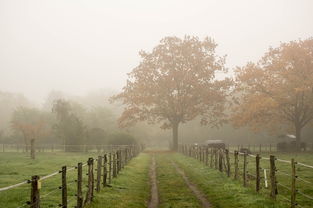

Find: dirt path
172;161;211;208
148;154;159;208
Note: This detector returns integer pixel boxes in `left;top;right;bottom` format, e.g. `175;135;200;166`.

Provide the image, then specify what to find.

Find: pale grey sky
0;0;312;103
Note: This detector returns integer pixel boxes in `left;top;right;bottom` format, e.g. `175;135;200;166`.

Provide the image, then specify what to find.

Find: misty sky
0;0;312;104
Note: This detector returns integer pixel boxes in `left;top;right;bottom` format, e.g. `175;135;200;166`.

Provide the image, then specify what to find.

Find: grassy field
1;150;312;208
0;152;100;208
229;152;313;208
86;153;151;208
165;153;288;208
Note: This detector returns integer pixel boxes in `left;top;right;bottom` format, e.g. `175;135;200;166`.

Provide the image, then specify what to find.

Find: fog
1;0;312;104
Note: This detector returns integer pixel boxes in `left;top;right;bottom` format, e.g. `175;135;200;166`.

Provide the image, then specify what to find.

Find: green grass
86;153;150;208
1;150;312;208
156;153;202;208
230;152;313;208
171;153;288;208
0;152;101;208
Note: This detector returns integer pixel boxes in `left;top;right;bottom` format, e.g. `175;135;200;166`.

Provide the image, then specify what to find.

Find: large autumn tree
232;38;313;148
112;36;231;150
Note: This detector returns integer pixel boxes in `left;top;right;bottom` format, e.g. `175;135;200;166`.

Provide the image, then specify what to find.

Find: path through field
171;161;211;208
148;154;159;208
87;151;288;208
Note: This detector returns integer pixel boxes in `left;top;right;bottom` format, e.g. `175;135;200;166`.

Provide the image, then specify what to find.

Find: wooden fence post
61;166;67;208
225;149;230;177
113;152;117;178
218;150;223;172
118;150;121;172
96;156;102;193
269;155;277;199
256;154;260;192
108;153;112;183
84;158;94;205
205;147;209;166
291;158;297;208
210;148;213;168
103;154;107;187
214;148;218;169
30;175;40;208
77;163;83;208
243;153;247;187
234;151;239;180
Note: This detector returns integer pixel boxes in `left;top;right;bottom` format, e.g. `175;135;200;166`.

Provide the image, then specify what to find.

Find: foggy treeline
0;88;312;149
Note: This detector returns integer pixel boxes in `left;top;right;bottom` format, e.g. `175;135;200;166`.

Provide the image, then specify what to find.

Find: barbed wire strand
297;190;313;201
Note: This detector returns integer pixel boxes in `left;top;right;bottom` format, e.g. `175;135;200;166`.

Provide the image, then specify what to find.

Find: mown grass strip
156;153;202;208
172;153;287;208
86;153;150;208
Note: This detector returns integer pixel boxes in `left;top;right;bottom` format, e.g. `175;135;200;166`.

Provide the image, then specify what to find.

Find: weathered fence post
205;147;209;166
225;149;230;177
214;149;218;169
77;162;83;208
113;152;117;178
117;150;121;174
210;148;213;168
108;153;112;183
218;150;223;172
103;154;107;187
61;166;67;208
243;153;247;187
234;151;239;180
256;154;261;192
85;158;94;205
30;175;40;208
96;156;102;193
269;155;277;199
291;158;297;208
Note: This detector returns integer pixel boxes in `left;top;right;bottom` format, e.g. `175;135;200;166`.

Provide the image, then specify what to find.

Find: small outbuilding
204;140;225;149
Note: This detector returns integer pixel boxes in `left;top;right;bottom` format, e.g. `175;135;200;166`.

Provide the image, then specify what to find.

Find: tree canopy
112;36;231;150
232;38;313;147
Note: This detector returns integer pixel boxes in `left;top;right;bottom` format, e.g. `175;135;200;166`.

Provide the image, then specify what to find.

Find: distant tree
11;107;47;159
108;132;137;145
87;128;107;152
232;38;313;148
0;91;31;138
85;107;117;131
112;36;231;150
52;99;86;151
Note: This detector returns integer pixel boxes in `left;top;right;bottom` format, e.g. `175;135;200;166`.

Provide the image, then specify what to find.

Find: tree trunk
30;139;35;159
295;125;302;151
172;122;179;151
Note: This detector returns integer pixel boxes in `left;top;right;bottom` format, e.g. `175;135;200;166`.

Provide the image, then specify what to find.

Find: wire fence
0;144;138;153
0;144;143;208
179;144;313;208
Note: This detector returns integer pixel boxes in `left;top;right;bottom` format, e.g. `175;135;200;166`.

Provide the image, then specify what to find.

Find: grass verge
156;153;202;208
172;153;287;208
86;153;150;208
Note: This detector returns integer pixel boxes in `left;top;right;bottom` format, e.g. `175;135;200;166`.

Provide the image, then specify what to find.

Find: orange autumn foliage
112;36;231;150
232;38;313;145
